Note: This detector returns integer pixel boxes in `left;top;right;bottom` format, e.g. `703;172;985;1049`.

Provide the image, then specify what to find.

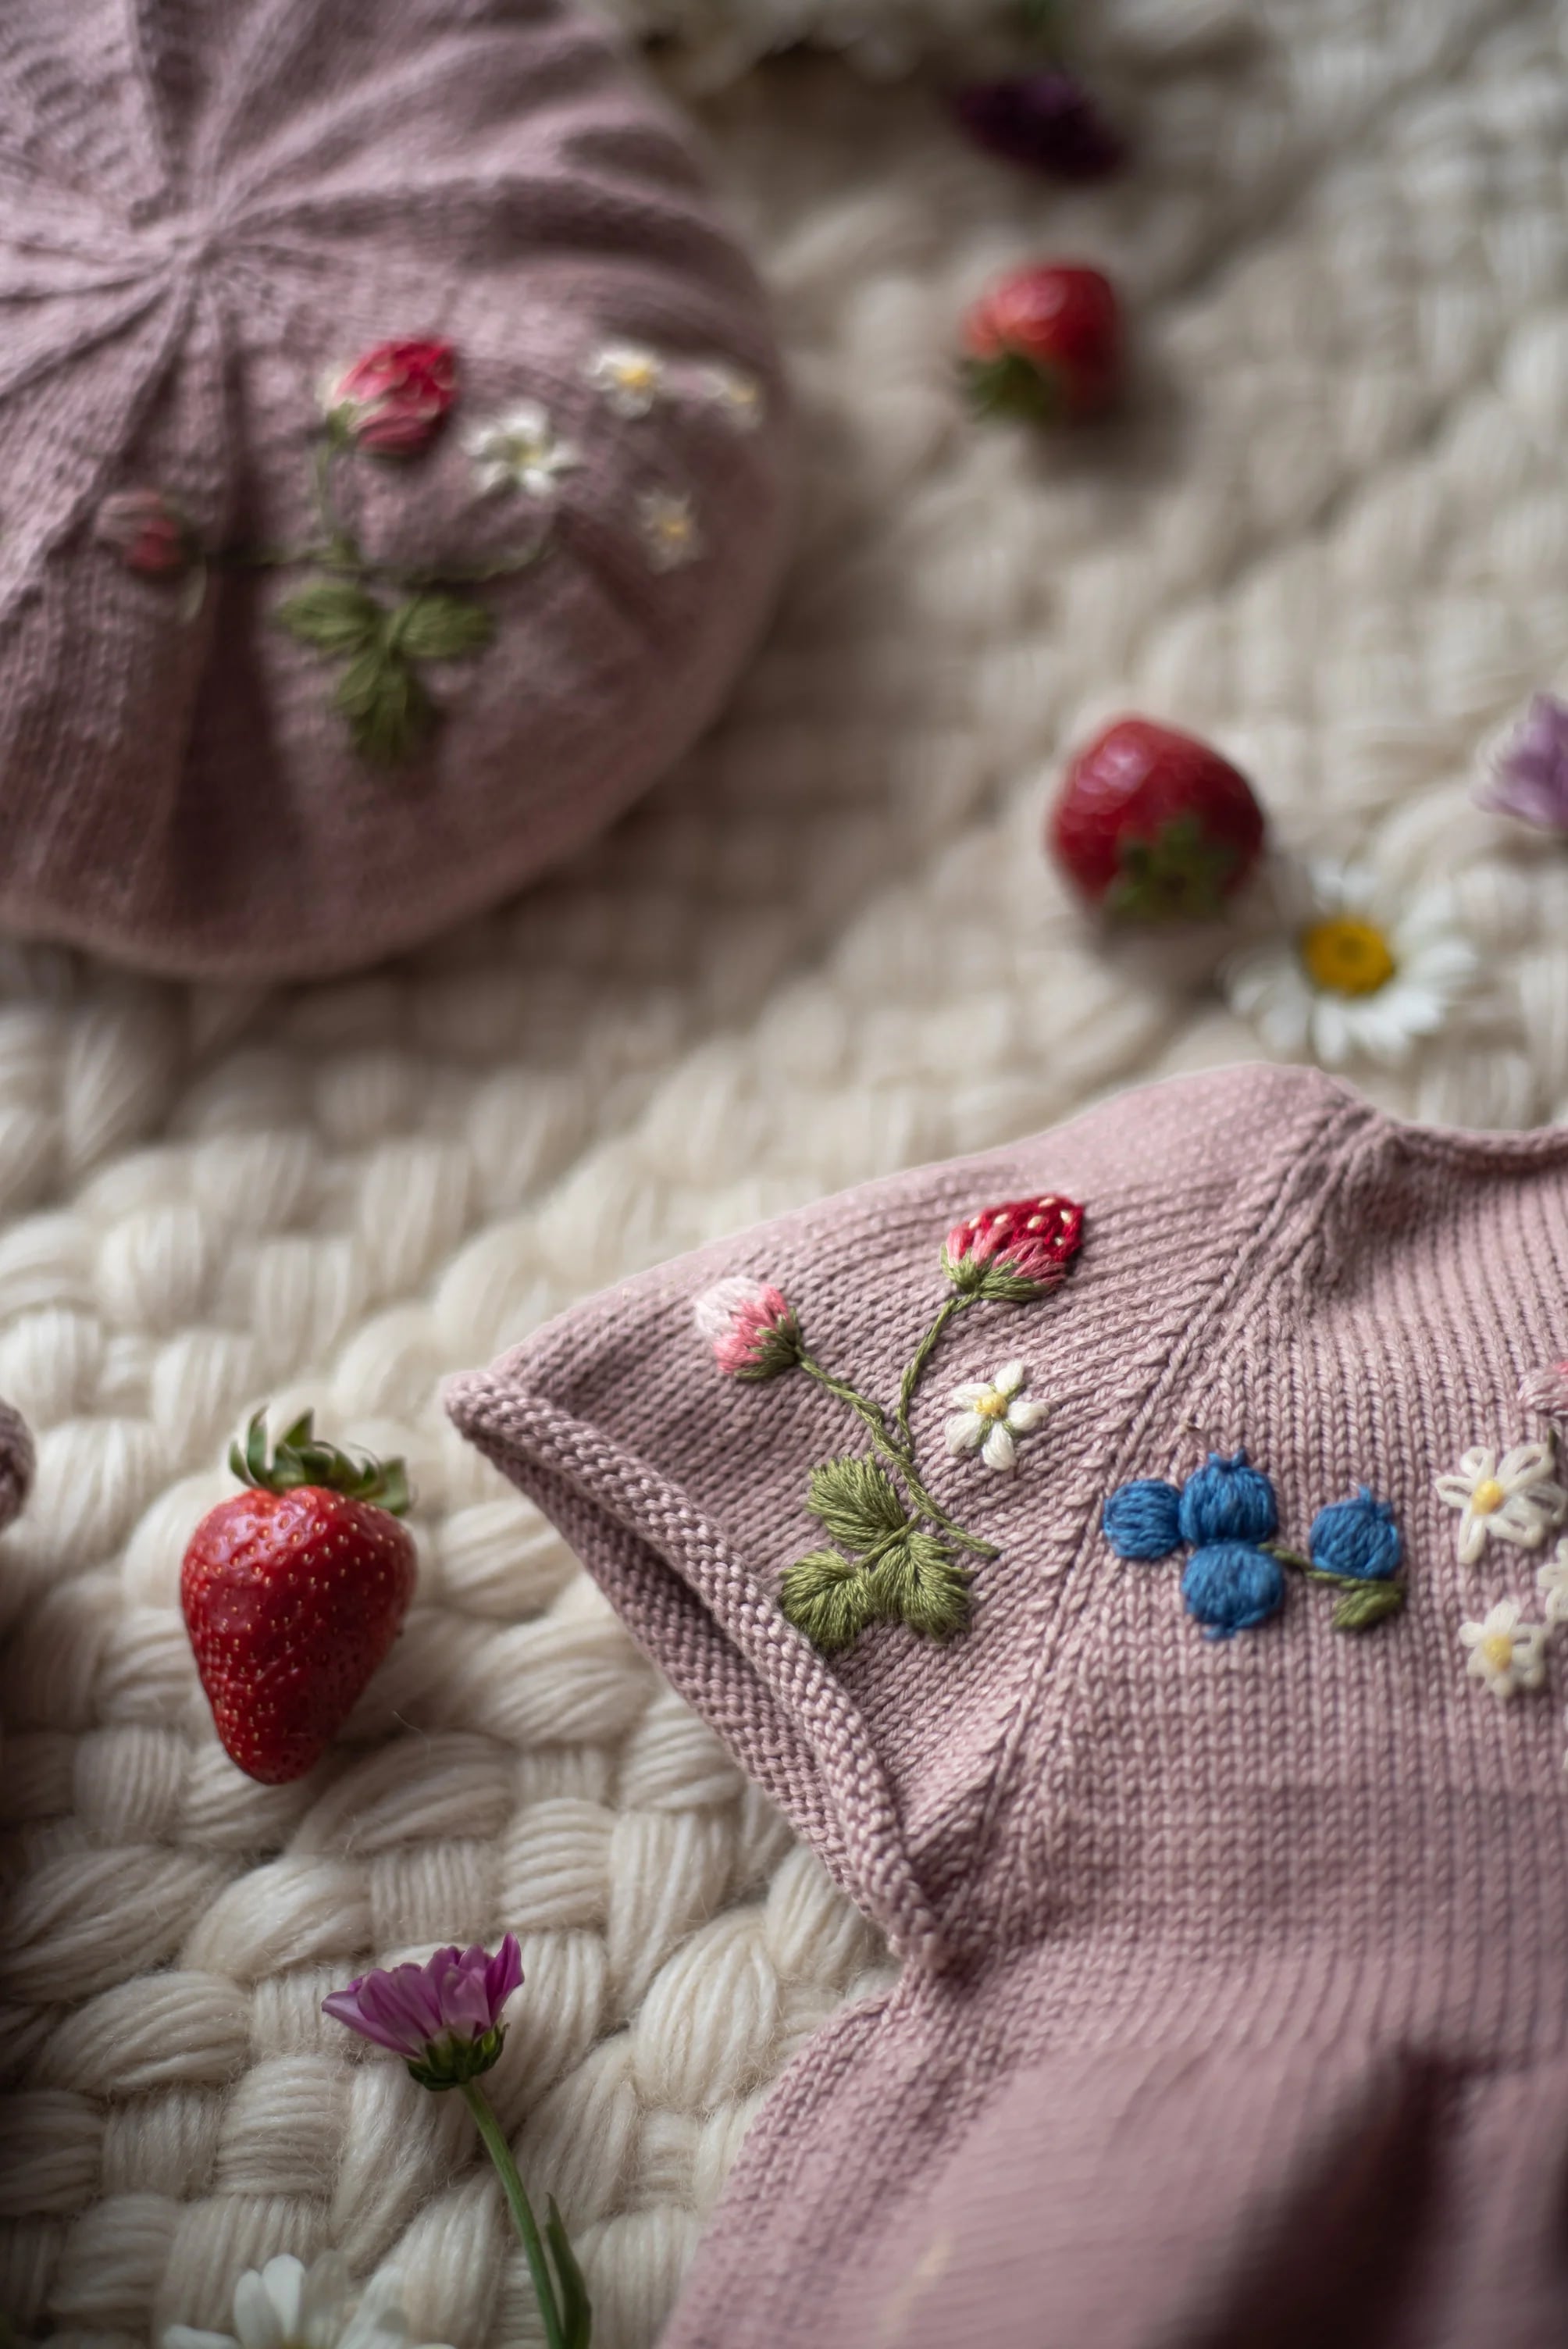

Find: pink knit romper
450;1063;1568;2349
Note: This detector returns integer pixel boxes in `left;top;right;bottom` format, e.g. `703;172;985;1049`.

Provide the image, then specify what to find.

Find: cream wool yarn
5;1;1568;2343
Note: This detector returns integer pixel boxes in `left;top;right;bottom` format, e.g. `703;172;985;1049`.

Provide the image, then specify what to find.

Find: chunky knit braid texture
5;1;1568;2343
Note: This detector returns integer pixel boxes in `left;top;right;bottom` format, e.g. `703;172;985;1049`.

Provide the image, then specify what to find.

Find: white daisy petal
1007;1397;1049;1433
949;1382;991;1409
982;1420;1017;1474
298;2255;355;2349
946;1411;987;1456
992;1360;1027;1396
260;2260;305;2343
233;2276;286;2349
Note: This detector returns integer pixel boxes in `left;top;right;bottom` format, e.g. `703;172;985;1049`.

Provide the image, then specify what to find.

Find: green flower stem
312;436;362;572
1266;1544;1377;1589
798;1355;996;1559
460;2081;568;2349
893;1293;973;1448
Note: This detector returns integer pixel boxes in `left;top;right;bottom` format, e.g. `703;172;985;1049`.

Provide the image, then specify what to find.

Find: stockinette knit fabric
451;1060;1568;2349
0;0;790;981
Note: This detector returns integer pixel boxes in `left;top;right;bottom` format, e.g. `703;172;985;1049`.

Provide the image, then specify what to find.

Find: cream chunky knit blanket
5;2;1568;2343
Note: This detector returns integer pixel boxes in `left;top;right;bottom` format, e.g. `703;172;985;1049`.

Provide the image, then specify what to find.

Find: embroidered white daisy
1222;861;1477;1068
636;489;704;572
164;2252;451;2349
1538;1536;1568;1627
944;1360;1047;1475
465;403;580;498
590;342;666;418
1434;1442;1568;1566
695;362;765;432
1459;1599;1549;1700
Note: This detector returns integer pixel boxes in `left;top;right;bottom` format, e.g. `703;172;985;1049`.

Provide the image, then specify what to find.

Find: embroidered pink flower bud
94;488;194;577
1520;1360;1568;1417
942;1192;1084;1300
323;1933;522;2088
694;1275;801;1381
324;337;458;457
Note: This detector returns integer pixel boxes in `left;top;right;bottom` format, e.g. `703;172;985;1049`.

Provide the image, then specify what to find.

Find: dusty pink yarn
0;0;791;980
452;1063;1568;2349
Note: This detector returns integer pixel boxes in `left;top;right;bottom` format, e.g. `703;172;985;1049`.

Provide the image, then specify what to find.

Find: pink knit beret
0;0;791;979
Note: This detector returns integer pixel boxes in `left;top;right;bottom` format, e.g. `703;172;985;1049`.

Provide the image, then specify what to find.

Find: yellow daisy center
617;359;656;389
1299;915;1396;997
976;1389;1008;1420
1481;1628;1516;1673
1471;1477;1506;1516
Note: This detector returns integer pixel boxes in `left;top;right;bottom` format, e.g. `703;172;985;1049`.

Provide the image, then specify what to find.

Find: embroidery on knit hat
1434;1441;1567;1567
694;1192;1084;1653
1103;1456;1406;1638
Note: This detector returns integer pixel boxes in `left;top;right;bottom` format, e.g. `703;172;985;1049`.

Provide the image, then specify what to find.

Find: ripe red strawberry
960;263;1120;422
1048;716;1266;921
181;1411;417;1784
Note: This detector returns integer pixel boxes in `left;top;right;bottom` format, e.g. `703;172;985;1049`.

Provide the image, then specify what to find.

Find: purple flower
1478;693;1568;832
324;1934;522;2088
949;73;1125;180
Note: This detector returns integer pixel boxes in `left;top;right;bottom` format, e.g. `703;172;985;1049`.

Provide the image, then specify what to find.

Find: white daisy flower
1434;1442;1568;1566
1222;861;1477;1069
164;2254;451;2349
590;341;666;418
637;489;704;572
1459;1599;1549;1700
695;362;765;432
944;1360;1048;1475
465;403;580;498
1538;1536;1568;1627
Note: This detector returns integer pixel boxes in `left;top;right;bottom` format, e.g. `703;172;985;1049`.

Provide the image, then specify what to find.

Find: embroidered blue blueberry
1177;1451;1278;1546
1103;1477;1181;1560
1180;1542;1285;1640
1308;1488;1401;1581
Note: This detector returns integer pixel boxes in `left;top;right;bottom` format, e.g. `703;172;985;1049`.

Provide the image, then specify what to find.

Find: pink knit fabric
0;0;790;980
450;1063;1568;2348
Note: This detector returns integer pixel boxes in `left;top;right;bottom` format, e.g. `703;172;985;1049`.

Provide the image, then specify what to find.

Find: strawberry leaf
275;579;382;654
393;592;494;662
334;644;433;765
779;1548;875;1652
867;1534;971;1641
805;1456;908;1551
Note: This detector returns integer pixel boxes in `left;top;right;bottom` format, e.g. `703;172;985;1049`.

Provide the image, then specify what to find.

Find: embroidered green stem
1264;1543;1406;1631
798;1354;996;1559
894;1293;975;1448
460;2082;590;2349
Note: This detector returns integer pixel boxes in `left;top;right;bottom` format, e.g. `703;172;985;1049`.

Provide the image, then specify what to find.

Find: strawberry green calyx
229;1410;411;1516
960;350;1062;424
1102;814;1240;923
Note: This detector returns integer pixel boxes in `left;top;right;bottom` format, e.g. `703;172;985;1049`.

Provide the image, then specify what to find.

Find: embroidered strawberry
323;337;458;457
942;1193;1084;1300
960;263;1120;423
1048;717;1266;921
94;488;195;578
181;1412;416;1784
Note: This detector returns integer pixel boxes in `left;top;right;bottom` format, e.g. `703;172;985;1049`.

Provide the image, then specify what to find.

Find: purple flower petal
324;1935;525;2063
1478;693;1568;832
950;73;1125;180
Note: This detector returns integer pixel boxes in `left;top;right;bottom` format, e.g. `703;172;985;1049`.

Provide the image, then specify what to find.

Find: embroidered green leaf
334;643;433;765
1331;1580;1406;1633
275;579;383;654
805;1456;908;1552
393;592;495;662
867;1533;971;1643
779;1548;876;1654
